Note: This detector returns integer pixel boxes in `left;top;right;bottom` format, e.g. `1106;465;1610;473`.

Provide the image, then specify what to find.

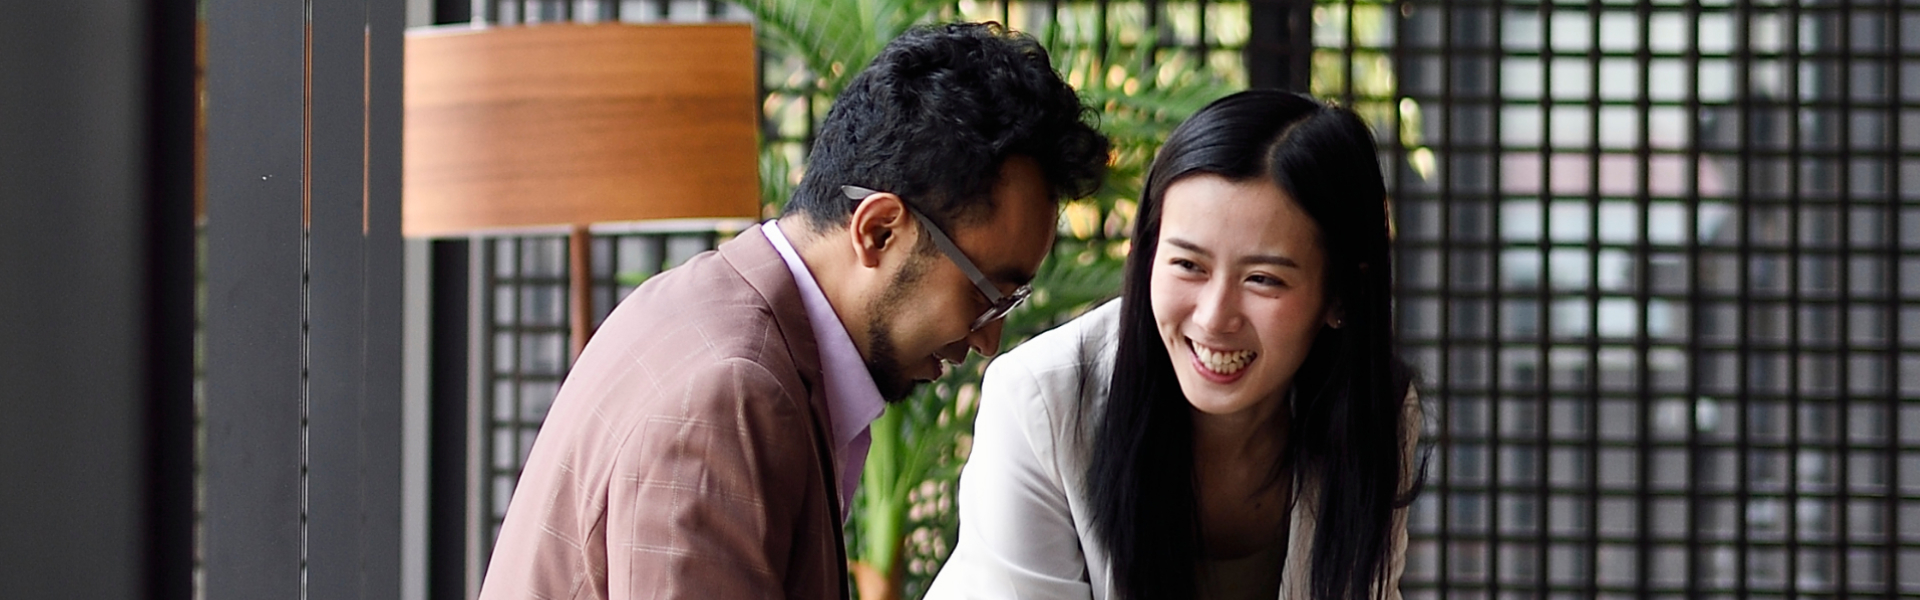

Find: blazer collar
716;225;827;415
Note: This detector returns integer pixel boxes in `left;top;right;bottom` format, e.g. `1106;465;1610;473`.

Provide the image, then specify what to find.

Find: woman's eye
1169;258;1202;273
1248;273;1285;288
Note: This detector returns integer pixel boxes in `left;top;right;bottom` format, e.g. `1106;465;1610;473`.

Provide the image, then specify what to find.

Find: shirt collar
760;221;887;450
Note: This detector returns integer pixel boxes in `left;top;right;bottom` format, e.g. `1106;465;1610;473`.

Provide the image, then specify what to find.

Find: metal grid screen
474;235;569;548
1313;0;1920;596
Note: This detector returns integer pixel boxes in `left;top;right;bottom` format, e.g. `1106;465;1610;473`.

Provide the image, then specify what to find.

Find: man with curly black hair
480;23;1110;600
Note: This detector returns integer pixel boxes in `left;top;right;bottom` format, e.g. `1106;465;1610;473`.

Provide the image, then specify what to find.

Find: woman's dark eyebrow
1164;237;1300;269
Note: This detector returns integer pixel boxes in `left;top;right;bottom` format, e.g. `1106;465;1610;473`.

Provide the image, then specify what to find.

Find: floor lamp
404;22;761;359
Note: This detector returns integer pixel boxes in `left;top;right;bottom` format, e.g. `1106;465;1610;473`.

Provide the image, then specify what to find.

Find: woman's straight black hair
1085;89;1424;600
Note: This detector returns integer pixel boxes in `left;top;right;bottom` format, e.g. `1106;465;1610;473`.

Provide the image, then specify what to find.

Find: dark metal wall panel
0;0;194;598
306;0;409;597
306;0;374;595
202;0;309;597
205;0;406;597
368;0;410;596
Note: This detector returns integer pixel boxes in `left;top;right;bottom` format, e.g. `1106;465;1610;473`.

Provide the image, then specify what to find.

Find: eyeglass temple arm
841;185;1005;303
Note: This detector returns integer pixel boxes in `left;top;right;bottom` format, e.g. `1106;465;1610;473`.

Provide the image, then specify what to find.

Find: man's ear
846;191;912;269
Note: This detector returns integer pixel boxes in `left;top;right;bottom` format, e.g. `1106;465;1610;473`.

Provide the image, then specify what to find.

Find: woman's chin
1175;372;1260;416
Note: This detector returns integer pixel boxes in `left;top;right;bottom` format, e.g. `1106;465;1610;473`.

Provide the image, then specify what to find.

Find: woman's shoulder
988;299;1122;397
978;299;1122;449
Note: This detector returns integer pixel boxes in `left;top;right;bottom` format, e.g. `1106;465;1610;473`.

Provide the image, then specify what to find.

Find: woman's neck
1190;388;1294;560
1190;389;1289;466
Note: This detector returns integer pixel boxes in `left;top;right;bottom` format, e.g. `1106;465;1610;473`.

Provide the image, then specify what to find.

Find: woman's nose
1191;278;1242;334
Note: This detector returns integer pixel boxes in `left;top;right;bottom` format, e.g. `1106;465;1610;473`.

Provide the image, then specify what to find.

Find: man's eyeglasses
842;185;1031;331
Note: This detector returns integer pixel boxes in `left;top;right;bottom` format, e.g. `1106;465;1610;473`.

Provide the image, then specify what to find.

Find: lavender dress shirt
762;220;887;521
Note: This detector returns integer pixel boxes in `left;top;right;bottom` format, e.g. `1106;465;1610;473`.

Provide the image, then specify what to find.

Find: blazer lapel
718;226;850;600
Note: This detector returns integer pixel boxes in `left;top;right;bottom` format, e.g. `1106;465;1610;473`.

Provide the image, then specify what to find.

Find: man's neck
775;215;869;358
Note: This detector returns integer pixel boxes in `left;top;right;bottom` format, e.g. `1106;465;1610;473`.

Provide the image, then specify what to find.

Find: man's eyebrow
1164;237;1300;269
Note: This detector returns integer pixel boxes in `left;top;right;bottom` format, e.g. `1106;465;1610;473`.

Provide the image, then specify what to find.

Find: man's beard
864;329;914;403
864;252;930;403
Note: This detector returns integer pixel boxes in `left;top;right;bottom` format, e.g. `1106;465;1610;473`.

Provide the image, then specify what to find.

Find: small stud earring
1330;318;1344;329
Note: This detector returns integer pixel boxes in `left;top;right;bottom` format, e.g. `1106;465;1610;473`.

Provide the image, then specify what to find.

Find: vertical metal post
1632;1;1657;596
1535;2;1558;594
466;239;492;596
1485;1;1507;594
1246;0;1313;91
1732;1;1757;596
203;0;308;595
1582;2;1606;593
1144;0;1162;76
1438;1;1458;594
1681;0;1705;593
0;1;195;598
1097;0;1111;69
1879;2;1904;595
1195;0;1210;63
1339;0;1355;106
149;0;202;594
429;239;472;600
570;226;593;361
1833;4;1856;593
1785;1;1807;594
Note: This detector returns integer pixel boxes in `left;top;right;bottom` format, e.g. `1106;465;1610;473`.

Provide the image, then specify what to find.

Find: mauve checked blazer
479;227;849;600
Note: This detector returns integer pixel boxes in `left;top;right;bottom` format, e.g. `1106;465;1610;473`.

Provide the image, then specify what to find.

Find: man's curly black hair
785;22;1111;233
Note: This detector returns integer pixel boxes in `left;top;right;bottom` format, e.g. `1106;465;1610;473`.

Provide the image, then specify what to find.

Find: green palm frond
758;142;798;215
1079;84;1224;130
1001;242;1126;345
732;0;956;95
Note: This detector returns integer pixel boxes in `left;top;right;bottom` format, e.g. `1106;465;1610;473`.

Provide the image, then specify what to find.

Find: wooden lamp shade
405;23;762;355
403;23;761;237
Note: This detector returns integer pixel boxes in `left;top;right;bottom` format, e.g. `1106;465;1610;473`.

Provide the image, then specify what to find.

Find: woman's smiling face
1149;173;1332;419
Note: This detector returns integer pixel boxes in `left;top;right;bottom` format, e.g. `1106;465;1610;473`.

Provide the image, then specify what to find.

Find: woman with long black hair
926;90;1425;600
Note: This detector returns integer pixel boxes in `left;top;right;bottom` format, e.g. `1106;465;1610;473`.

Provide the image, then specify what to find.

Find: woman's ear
1325;299;1346;329
847;191;911;268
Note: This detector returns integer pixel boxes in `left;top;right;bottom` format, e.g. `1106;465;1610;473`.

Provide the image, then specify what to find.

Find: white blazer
926;300;1420;600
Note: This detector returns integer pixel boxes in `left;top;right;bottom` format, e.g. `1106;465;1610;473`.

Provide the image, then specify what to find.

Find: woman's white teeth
1194;343;1253;375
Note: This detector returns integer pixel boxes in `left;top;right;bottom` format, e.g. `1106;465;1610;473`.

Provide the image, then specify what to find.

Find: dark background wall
0;1;195;599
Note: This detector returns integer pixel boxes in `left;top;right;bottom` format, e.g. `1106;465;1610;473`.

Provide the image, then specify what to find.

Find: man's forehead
964;153;1056;283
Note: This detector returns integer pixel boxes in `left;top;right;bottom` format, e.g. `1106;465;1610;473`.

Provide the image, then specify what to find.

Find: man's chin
870;369;916;404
